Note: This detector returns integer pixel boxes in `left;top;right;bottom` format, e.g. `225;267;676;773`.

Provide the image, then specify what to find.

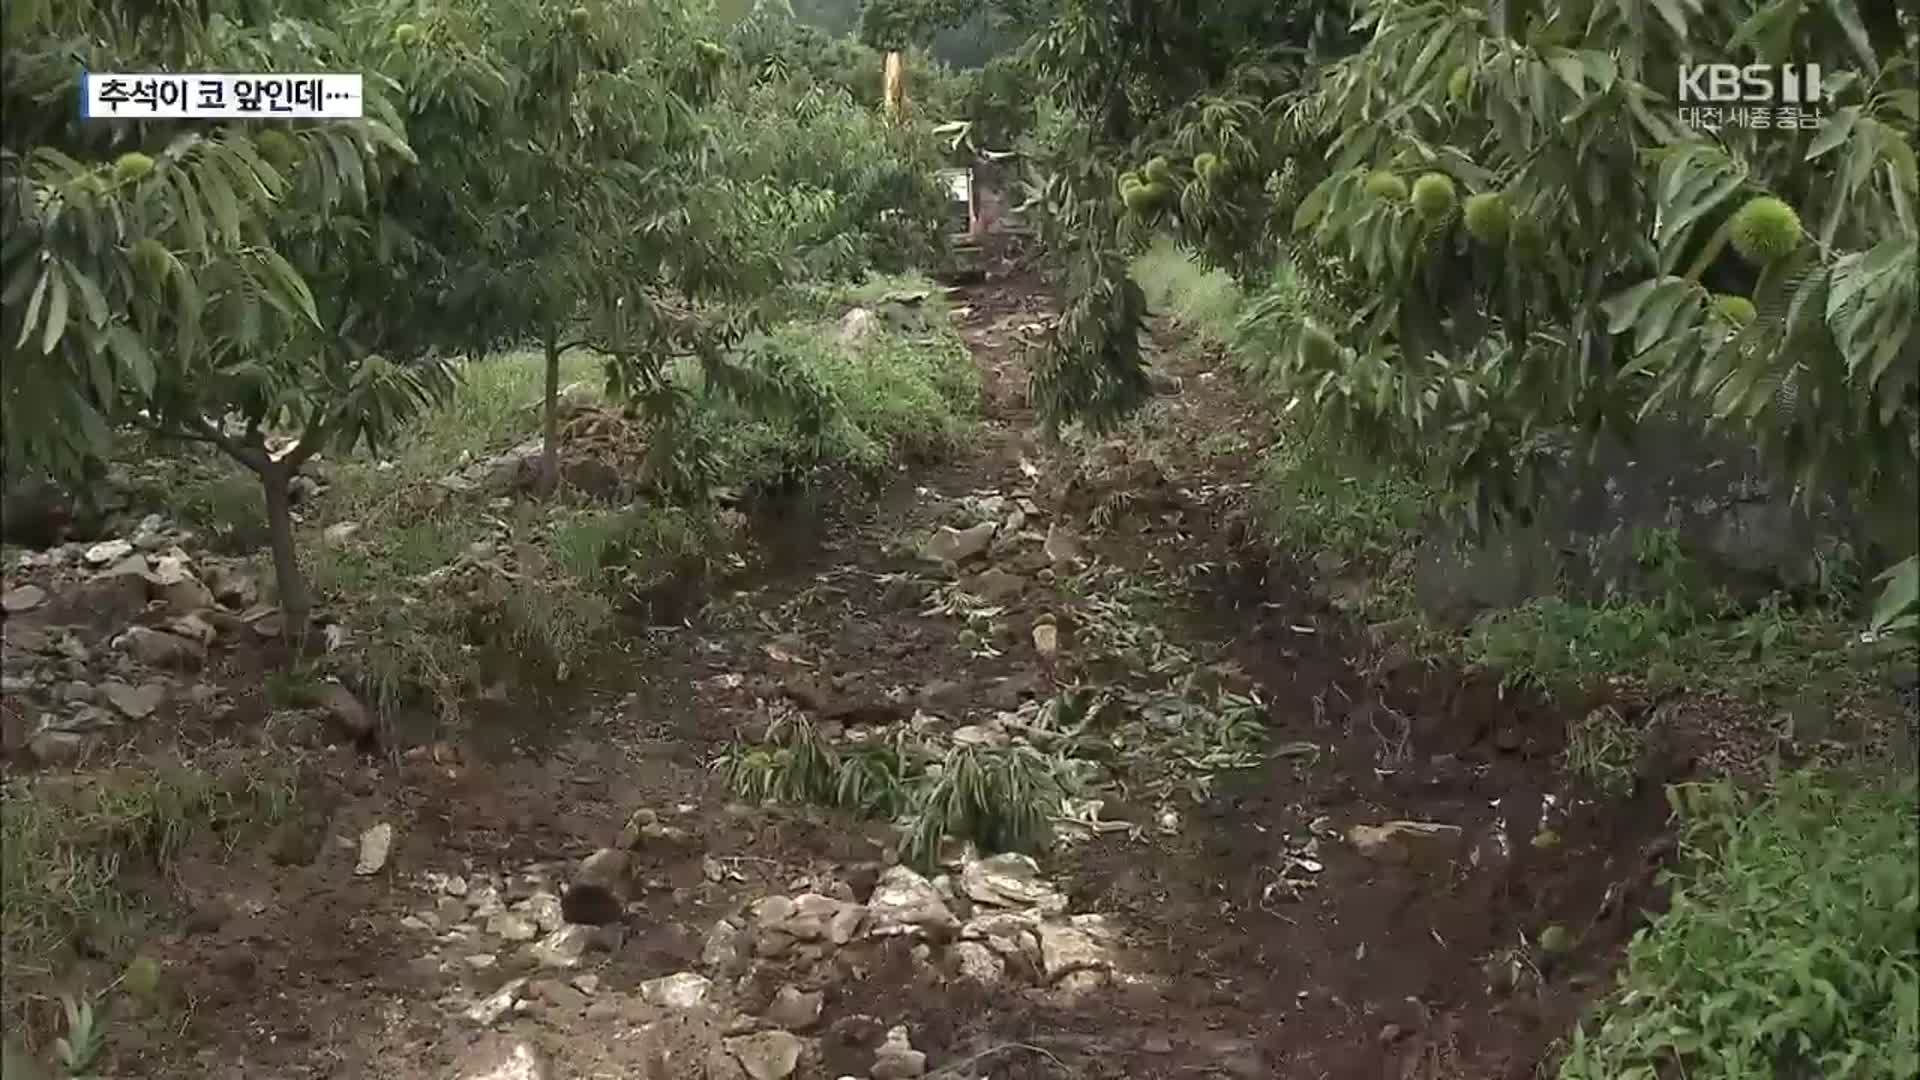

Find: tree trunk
540;328;562;497
259;460;312;644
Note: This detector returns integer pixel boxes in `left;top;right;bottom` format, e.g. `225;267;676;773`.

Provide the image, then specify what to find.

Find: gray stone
951;941;1005;985
1;584;45;613
959;853;1066;913
865;866;955;937
115;627;204;671
763;985;824;1031
84;539;133;565
100;680;164;720
486;912;539;943
1038;916;1116;994
156;572;215;616
1042;524;1084;565
453;1036;551;1080
702;917;748;972
869;1027;927;1079
464;978;528;1026
727;1030;803;1080
926;523;996;564
640;971;712;1009
354;823;394;876
528;924;596;969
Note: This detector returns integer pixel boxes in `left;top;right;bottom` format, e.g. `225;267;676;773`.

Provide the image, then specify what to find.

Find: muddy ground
5;260;1687;1080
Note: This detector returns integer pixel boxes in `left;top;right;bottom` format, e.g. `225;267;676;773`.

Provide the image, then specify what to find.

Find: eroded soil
10;261;1679;1080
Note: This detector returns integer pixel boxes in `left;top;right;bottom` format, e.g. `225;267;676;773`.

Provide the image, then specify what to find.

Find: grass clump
1558;771;1919;1080
1;767;294;980
720;715;1068;868
1131;237;1242;343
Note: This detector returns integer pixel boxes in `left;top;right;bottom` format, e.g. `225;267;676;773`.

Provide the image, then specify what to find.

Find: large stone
640;972;713;1009
869;1027;927;1079
1346;820;1464;863
959;854;1065;914
72;567;153;629
115;627;205;671
763;985;824;1032
865;867;956;937
926;523;996;564
726;1030;803;1080
486;912;539;943
202;564;258;609
1042;524;1084;565
634;1012;741;1080
702;917;748;973
1;584;46;613
1038;915;1116;994
155;572;215;616
528;924;600;969
465;978;529;1026
453;1036;551;1080
316;682;375;741
561;848;631;925
100;680;165;720
84;539;133;565
952;941;1005;986
354;823;394;876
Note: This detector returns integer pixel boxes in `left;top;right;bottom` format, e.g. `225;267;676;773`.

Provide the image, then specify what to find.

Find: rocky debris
85;539;134;566
1042;524;1085;566
727;1030;804;1080
959;853;1067;914
561;847;632;926
74;564;154;629
1;584;46;613
1038;915;1118;995
27;729;92;766
634;1010;746;1080
869;1026;928;1079
202;563;257;609
753;893;868;956
529;924;607;969
641;972;713;1009
316;681;375;741
465;977;530;1026
114;626;205;670
838;307;878;344
1031;622;1059;657
1347;820;1464;862
702;916;750;973
951;941;1005;985
926;523;996;564
454;1036;551;1080
864;867;956;938
99;680;164;720
486;912;539;943
355;823;394;876
763;985;824;1031
961;567;1026;602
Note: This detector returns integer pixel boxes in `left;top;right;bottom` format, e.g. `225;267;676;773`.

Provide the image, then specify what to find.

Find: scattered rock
155;572;215;615
317;682;375;741
702;917;749;973
202;564;257;609
323;522;361;544
115;627;204;671
1346;820;1464;862
465;978;529;1025
454;1036;551;1080
959;854;1066;914
27;729;91;766
528;924;600;969
951;941;1005;986
640;971;713;1009
73;568;152;628
521;892;564;933
1;584;46;613
870;1026;927;1079
486;913;539;943
837;307;878;344
1038;915;1115;994
1042;524;1084;565
865;867;956;937
84;539;133;565
926;523;996;564
1031;623;1059;658
561;847;631;926
354;823;394;876
727;1030;804;1080
100;680;164;720
962;568;1027;602
764;985;824;1031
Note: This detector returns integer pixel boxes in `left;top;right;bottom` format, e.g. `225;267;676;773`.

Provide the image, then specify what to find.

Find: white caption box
82;73;363;119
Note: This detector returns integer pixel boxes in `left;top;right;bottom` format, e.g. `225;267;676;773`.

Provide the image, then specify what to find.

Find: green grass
1131;237;1243;342
0;766;295;982
1558;772;1919;1080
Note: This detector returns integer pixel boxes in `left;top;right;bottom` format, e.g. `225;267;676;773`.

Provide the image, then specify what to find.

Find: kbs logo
1675;64;1829;132
1677;63;1825;104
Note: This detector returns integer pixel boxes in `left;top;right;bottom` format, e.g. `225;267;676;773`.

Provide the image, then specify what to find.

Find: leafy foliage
1560;772;1919;1080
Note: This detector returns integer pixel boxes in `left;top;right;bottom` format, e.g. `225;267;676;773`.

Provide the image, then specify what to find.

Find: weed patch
1559;772;1920;1080
0;766;295;982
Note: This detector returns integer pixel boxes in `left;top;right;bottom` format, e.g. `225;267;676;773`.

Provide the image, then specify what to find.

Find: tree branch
285;413;333;470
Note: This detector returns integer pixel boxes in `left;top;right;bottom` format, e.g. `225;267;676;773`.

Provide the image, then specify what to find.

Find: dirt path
123;264;1674;1080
